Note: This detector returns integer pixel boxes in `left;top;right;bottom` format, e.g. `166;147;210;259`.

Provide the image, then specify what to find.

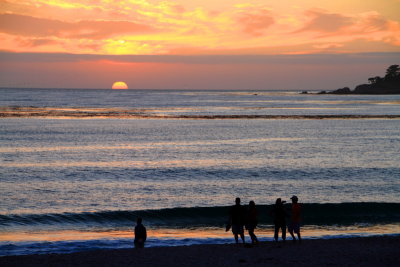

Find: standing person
134;217;147;248
271;198;287;242
228;197;246;244
288;195;302;243
246;200;259;245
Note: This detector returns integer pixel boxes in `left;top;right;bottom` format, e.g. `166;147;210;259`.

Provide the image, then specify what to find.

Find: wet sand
1;236;399;267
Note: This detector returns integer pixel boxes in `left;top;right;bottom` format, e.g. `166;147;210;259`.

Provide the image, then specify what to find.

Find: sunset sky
0;0;399;89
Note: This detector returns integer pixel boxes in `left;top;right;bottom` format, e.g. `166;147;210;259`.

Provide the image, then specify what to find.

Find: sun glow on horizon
112;81;129;89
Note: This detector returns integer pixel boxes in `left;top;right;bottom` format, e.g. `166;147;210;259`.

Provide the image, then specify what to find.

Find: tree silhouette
385;65;400;79
374;76;383;83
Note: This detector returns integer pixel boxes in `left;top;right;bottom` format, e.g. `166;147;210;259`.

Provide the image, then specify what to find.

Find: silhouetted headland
319;64;400;95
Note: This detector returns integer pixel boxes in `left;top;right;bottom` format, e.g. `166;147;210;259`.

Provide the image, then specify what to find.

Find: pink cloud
16;37;59;48
358;13;390;33
295;9;398;45
0;13;156;39
171;4;186;14
299;9;354;33
237;9;275;36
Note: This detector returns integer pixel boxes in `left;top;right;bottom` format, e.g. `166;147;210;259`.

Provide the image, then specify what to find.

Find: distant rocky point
318;64;400;94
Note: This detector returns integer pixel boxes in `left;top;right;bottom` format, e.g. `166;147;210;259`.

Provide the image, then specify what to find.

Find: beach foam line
1;231;399;257
1;106;400;119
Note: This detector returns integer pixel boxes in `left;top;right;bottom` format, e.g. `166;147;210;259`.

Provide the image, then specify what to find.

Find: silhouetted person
288;195;302;243
271;198;287;242
229;197;246;244
246;200;259;244
134;217;147;248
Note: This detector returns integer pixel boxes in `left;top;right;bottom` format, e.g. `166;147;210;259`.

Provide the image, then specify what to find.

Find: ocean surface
0;88;399;256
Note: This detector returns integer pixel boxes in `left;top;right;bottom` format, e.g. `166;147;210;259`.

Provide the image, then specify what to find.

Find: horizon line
1;51;399;64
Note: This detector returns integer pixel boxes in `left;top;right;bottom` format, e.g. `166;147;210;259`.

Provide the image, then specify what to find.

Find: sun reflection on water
1;224;399;243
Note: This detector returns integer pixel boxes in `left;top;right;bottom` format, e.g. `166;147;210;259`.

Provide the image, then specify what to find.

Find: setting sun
112;81;128;89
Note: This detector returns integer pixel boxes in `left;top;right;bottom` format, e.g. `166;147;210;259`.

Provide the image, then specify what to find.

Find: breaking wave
1;203;399;228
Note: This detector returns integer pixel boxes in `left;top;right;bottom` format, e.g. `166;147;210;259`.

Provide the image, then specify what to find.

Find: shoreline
1;235;399;266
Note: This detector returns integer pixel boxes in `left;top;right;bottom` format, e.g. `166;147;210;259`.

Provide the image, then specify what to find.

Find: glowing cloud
0;0;398;55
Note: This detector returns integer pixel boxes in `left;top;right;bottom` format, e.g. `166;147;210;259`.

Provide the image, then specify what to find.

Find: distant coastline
318;64;400;95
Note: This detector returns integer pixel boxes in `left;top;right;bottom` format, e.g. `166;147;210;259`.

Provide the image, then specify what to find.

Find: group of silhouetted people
227;196;302;245
134;196;301;248
227;197;259;245
271;195;301;243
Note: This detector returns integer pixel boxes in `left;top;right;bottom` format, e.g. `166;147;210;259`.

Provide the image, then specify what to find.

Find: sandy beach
1;236;399;267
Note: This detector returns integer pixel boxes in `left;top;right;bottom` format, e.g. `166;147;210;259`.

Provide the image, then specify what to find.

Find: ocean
0;88;399;256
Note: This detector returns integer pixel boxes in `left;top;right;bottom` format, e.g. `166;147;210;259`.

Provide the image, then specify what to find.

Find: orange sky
0;0;399;89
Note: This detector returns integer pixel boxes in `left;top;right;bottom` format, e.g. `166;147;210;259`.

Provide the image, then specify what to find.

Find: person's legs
238;225;245;243
249;229;254;241
232;225;239;243
274;224;279;241
134;240;144;248
240;231;245;243
288;223;297;242
234;233;239;243
296;227;301;243
248;227;258;244
289;230;296;241
281;225;286;241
